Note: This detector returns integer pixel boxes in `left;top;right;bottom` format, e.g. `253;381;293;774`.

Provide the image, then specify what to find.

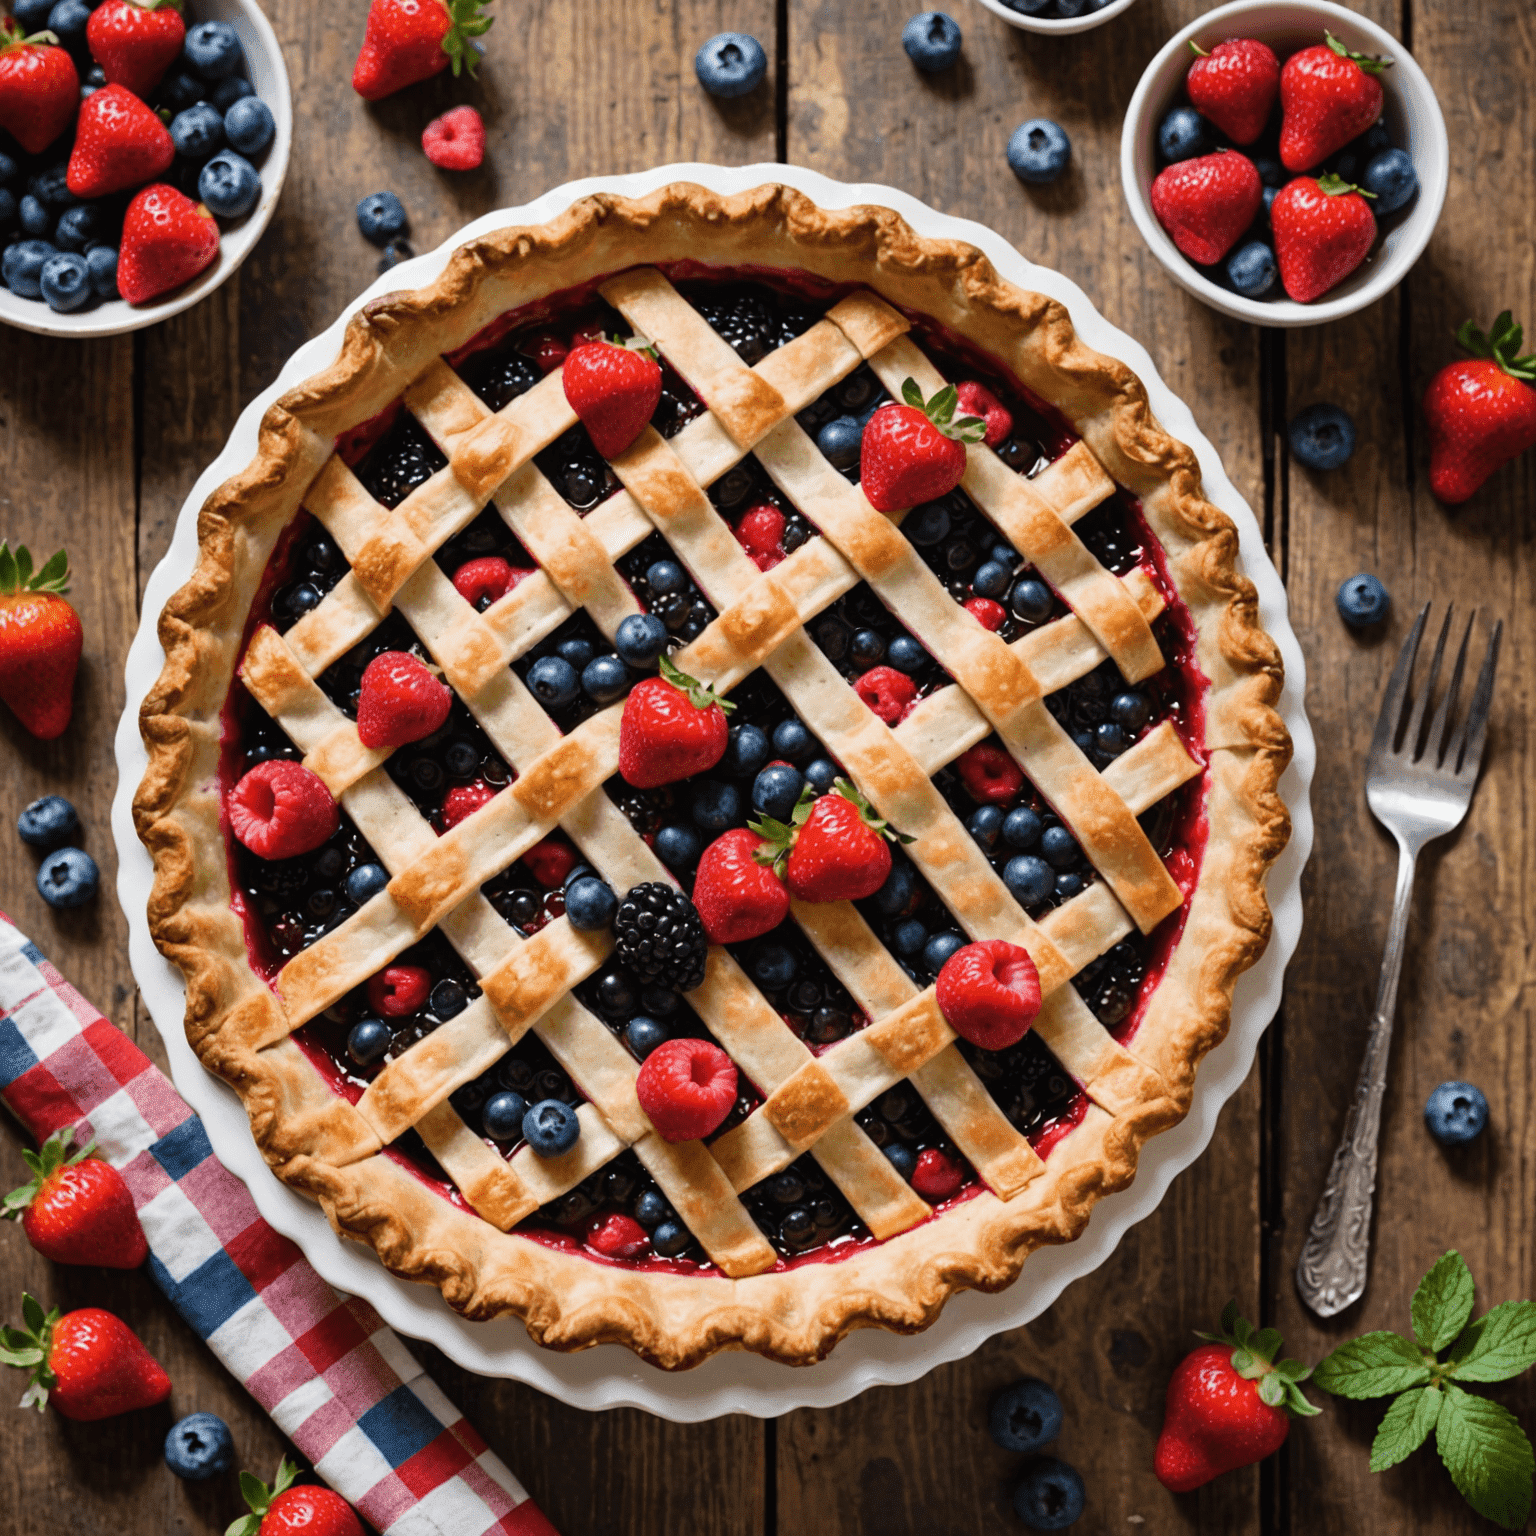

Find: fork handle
1296;839;1419;1318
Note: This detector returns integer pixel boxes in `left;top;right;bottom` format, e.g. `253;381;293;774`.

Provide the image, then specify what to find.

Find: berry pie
134;183;1290;1368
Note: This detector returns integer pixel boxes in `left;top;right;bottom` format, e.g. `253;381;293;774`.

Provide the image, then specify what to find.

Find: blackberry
693;288;778;365
613;882;708;991
356;413;446;509
460;349;540;412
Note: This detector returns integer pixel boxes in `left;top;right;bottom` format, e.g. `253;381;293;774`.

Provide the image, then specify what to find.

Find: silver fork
1296;604;1503;1318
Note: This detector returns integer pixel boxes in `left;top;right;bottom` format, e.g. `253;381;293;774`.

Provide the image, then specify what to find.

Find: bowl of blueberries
975;0;1136;36
0;0;291;337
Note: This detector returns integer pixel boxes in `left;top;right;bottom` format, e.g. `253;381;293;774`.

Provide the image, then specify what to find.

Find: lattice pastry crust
134;183;1290;1370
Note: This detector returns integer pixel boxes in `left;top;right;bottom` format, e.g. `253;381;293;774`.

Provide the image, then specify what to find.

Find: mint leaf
1436;1383;1534;1530
1414;1250;1476;1353
1371;1386;1443;1472
1314;1331;1431;1399
1450;1302;1536;1384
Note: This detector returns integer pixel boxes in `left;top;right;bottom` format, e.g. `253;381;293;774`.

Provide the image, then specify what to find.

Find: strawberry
451;555;532;607
911;1146;963;1202
118;182;220;305
422;103;485;169
935;939;1042;1050
954;380;1013;448
1423;312;1536;505
367;963;430;1017
1154;1303;1318;1492
66;83;175;198
635;1037;737;1143
1279;31;1389;172
1149;150;1262;266
734;503;786;571
585;1212;650;1259
618;654;733;788
527;332;568;374
0;24;78;156
0;544;80;740
693;827;789;944
964;596;1006;630
562;338;663;459
86;0;185;100
439;777;496;831
3;1130;147;1270
522;835;577;887
227;760;338;859
954;742;1024;805
853;664;917;725
0;1293;170;1420
860;379;985;513
356;650;452;748
1186;37;1280;146
229;1457;364;1536
1271;174;1376;303
352;0;492;102
755;781;911;904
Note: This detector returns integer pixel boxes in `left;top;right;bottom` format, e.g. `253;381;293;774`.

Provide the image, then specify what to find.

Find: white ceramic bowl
0;0;292;339
1121;0;1448;327
972;0;1137;38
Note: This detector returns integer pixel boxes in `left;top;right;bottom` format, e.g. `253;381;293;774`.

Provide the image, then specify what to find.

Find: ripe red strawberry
229;1457;364;1536
935;939;1042;1050
1271;174;1376;303
422;103;484;169
1149;150;1262;266
451;555;531;607
66;83;175;198
860;379;985;512
0;544;81;740
635;1037;737;1143
756;781;909;904
911;1147;963;1202
352;0;492;102
522;835;577;887
0;24;78;156
118;182;220;304
585;1212;650;1259
227;760;339;859
1186;37;1280;145
693;828;789;944
618;655;732;788
367;963;430;1017
1;1293;170;1420
86;0;185;100
964;596;1006;630
954;742;1024;805
1154;1304;1318;1492
1279;31;1389;172
954;380;1013;448
562;338;663;459
439;777;496;831
734;503;786;571
853;665;917;725
1424;312;1536;505
3;1131;147;1270
356;650;452;748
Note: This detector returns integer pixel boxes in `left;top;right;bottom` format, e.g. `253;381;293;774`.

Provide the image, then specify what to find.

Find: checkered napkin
0;912;557;1536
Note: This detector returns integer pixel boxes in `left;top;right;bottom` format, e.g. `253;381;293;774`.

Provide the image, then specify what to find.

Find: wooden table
1;1;1530;1530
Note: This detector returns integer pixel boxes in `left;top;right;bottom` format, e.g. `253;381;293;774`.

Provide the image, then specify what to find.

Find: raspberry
421;105;485;170
854;665;918;725
936;939;1042;1050
955;380;1013;448
911;1146;964;1202
955;742;1024;805
636;1037;738;1142
735;504;785;558
367;964;432;1018
750;549;784;572
522;835;578;888
964;596;1007;631
356;651;452;749
440;778;496;831
452;556;532;608
586;1212;650;1259
226;761;338;860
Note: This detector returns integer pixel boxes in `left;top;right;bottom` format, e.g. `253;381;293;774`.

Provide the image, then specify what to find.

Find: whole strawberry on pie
619;653;733;788
0;22;77;156
353;0;493;101
1150;150;1263;267
1186;37;1280;146
1279;31;1390;172
0;543;82;741
860;378;986;512
356;649;453;748
86;0;185;100
693;826;790;944
562;336;664;458
1270;173;1377;303
228;1457;364;1536
752;780;913;904
3;1129;148;1269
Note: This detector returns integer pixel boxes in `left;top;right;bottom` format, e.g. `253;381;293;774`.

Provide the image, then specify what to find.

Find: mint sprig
898;378;986;444
1315;1250;1536;1528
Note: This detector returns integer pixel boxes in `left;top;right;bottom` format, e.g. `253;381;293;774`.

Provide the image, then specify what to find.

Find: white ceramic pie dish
111;160;1315;1420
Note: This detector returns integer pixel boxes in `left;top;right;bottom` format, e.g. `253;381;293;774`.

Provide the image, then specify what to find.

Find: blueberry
850;628;886;666
989;1378;1064;1453
1040;825;1079;869
1424;1081;1489;1146
199;150;260;218
751;944;798;989
555;637;594;670
817;414;863;470
582;653;630;703
626;1016;669;1058
86;241;120;300
1003;807;1043;850
883;1142;917;1178
565;876;617;931
46;0;91;56
973;559;1012;599
1008;119;1072;185
18;795;79;850
156;70;205;112
752;763;805;821
771;718;816;764
1289;403;1356;471
902;11;961;72
694;31;767;98
723;722;769;777
640;985;679;1015
377;239;414;274
692;779;741;832
527;654;580;708
164;1413;234;1480
212;75;255;111
923;931;966;972
1157;105;1208;164
1094;721;1128;759
1335;573;1390;629
634;1189;671;1229
652;1218;691;1256
803;757;839;795
1363;148;1417;214
654;823;703;871
1012;1457;1085;1530
615;611;668;668
223;95;274;157
19;194;50;238
1227;240;1277;298
0;189;15;229
886;635;926;673
183;19;244;80
903;501;950;546
1010;576;1054;625
962;805;1003;851
872;859;916;915
429;978;467;1019
1253;156;1285;188
892;918;928;956
1004;854;1054;906
36;847;96;908
11;0;52;31
27;165;73;209
1109;691;1150;732
53;203;105;253
646;559;686;594
345;862;389;904
356;190;408;247
523;1098;580;1156
170;101;225;160
346;1017;391;1065
1054;871;1084;899
482;1090;527;1140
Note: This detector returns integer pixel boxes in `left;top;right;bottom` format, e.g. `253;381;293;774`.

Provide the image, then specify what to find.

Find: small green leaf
29;548;69;593
0;544;17;594
901;377;925;409
1314;1331;1432;1399
1275;1358;1310;1381
1230;1346;1257;1376
928;383;958;424
1436;1383;1534;1530
21;1294;45;1335
1219;1299;1241;1337
1257;1373;1285;1408
1449;1302;1536;1384
1414;1250;1477;1353
0;1344;43;1367
1371;1386;1443;1472
1250;1327;1283;1364
224;1517;262;1536
13;546;32;587
240;1470;271;1515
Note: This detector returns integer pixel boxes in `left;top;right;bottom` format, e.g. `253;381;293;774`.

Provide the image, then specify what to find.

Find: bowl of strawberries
1121;0;1448;326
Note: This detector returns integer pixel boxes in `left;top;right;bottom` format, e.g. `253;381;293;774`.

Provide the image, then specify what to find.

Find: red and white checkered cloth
0;911;557;1535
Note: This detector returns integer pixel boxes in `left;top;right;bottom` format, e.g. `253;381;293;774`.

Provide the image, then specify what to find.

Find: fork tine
1403;605;1454;760
1425;611;1475;767
1369;602;1430;762
1450;619;1502;777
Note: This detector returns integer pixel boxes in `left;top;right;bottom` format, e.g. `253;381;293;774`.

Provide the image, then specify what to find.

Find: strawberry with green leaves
1279;31;1390;172
753;780;913;904
562;336;664;458
228;1457;364;1536
618;654;733;788
859;379;985;512
0;544;81;741
1271;172;1377;303
0;22;78;156
86;0;185;99
4;1129;147;1269
352;0;493;102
